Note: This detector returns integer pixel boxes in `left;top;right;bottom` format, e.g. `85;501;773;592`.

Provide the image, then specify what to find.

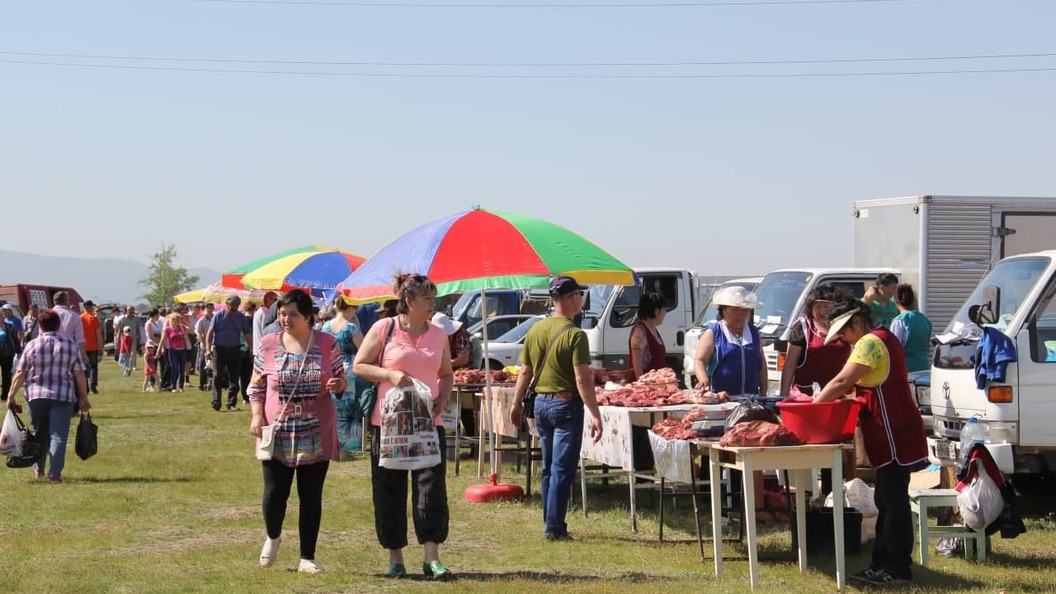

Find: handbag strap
527;323;575;395
376;318;396;368
275;331;314;421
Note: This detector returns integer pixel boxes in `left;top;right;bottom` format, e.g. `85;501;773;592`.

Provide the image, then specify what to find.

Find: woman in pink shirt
354;273;454;580
157;313;190;392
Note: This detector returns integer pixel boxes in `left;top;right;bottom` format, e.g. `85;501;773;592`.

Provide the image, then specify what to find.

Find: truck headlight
915;385;931;409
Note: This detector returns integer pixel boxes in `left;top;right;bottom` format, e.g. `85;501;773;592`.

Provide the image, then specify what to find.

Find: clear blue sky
2;0;1055;278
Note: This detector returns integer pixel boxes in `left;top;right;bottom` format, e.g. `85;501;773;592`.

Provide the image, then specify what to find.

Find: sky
2;0;1055;280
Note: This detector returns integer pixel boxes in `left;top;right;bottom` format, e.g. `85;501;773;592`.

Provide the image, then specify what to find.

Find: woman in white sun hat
692;286;767;396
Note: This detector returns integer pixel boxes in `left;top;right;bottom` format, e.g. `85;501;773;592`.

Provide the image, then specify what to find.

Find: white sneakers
260;536;322;573
259;537;281;568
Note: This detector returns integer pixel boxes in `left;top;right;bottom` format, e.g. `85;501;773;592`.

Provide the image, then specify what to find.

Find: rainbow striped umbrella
224;246;366;295
338;207;634;301
221;245;320;289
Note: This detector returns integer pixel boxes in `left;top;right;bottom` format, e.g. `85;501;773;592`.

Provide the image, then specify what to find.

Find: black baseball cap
83;300;96;307
548;275;588;297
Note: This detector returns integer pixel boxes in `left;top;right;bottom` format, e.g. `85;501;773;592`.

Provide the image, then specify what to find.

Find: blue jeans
28;399;76;480
535;396;584;538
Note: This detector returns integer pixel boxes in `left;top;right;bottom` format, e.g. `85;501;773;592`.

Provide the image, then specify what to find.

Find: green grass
2;361;1054;593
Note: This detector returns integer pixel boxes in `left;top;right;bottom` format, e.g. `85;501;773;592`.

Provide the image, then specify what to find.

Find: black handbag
363;319;397;418
6;411;42;469
75;412;98;461
523;324;574;419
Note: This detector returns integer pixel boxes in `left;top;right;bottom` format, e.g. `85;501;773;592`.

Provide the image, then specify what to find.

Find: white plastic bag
378;378;442;471
824;478;879;518
0;409;23;457
957;460;1003;531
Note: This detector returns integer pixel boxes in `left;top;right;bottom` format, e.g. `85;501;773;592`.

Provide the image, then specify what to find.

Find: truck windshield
752;271;812;337
946;256;1051;331
935;256;1050;370
451;292;504;329
585;285;615;317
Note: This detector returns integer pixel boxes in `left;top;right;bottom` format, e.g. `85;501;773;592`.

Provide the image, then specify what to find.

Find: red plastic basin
776;398;860;444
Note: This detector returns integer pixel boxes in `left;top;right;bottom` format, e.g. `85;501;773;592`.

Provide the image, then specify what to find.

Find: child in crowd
119;327;134;376
143;344;158;393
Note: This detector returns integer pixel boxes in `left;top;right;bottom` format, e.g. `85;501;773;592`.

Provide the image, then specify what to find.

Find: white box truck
853;195;1056;333
928;250;1056;479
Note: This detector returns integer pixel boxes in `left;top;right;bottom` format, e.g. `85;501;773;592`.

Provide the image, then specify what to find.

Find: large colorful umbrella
229;246;366;296
338;207;635;302
222;245;320;289
337;206;634;501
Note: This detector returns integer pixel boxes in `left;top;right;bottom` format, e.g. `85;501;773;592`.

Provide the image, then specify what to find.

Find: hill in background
0;249;221;306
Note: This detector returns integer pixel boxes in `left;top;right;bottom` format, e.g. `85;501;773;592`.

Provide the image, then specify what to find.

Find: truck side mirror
969;286;1001;325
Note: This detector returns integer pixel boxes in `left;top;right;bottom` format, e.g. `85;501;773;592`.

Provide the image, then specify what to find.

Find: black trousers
0;354;12;401
871;462;915;576
211;346;242;409
261;460;330;560
85;351;100;391
239;353;253;403
370;426;449;550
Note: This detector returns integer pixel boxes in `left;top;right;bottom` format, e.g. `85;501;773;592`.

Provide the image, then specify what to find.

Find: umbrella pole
463;288;524;503
479;288;499;482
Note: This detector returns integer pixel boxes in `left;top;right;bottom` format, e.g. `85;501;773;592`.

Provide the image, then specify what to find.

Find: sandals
386;563;406;578
423;561;453;580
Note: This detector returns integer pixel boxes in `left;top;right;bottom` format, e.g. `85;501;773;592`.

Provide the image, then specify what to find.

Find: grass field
2;361;1054;594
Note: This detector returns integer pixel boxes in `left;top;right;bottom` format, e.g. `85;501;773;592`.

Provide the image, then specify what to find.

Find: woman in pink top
248;289;345;574
157;313;190;392
354;273;454;580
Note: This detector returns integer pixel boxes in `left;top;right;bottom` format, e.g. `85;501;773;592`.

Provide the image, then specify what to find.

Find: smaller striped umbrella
233;247;366;296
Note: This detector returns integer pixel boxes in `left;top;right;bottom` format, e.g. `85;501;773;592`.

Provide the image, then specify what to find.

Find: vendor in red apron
628;291;667;380
779;285;853;495
815;298;927;585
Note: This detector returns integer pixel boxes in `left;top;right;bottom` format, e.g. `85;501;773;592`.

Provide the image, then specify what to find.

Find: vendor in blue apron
693;286;767;397
692;286;768;517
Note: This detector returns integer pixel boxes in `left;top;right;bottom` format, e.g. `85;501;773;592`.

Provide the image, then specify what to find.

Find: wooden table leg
710;451;723;577
742;458;760;590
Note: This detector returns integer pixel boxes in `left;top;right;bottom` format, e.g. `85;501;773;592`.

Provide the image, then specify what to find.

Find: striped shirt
14;331;85;403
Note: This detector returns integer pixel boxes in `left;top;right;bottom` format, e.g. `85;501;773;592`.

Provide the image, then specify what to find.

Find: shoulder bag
256;332;313;461
522;323;575;419
361;318;397;419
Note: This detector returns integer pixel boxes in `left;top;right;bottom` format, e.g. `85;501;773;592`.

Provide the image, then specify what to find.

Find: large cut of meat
637;367;678;385
718;420;803;447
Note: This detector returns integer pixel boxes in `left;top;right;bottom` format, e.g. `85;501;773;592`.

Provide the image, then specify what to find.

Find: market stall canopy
239;247;365;295
173;281;270;305
337;206;635;302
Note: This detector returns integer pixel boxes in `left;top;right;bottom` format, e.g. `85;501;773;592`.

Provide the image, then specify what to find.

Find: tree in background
139;244;200;305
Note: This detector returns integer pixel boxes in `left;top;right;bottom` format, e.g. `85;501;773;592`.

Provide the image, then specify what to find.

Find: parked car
466;314;539;341
473;315;545;370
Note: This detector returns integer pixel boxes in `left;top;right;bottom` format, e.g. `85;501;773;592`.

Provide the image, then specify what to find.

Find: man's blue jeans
535;396;584;539
28;399;76;480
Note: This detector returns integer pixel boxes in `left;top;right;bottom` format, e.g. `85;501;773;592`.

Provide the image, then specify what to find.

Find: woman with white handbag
248;289;346;574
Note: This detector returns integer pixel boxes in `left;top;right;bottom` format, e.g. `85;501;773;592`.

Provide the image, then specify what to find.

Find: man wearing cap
511;276;603;541
204;295;251;411
52;291;86;365
113;306;142;370
80;301;104;394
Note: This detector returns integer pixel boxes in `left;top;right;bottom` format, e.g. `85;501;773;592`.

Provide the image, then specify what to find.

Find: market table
579;404;697;531
707;442;851;591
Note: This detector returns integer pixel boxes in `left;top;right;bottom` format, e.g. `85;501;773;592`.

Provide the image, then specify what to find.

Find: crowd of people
0;272;937;583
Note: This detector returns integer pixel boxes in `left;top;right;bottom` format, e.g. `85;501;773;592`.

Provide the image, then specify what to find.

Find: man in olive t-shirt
511;276;602;541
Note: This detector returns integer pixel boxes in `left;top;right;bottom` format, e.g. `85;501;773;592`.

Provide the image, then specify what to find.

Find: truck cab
928;250;1056;477
579;268;698;379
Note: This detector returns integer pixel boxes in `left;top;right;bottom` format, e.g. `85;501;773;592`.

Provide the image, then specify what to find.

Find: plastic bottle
960;416;989;445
